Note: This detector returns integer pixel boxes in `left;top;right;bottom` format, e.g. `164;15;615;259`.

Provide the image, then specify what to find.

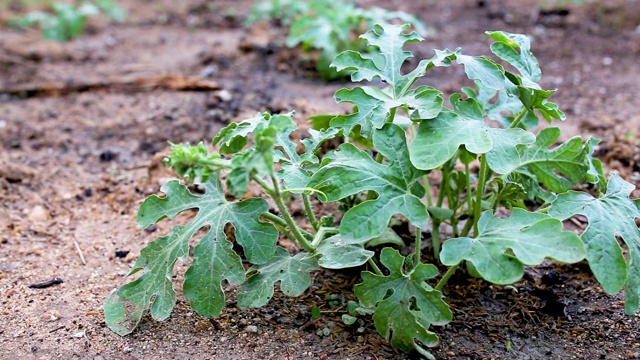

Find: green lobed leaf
440;209;586;284
355;248;452;354
237;247;319;308
549;174;640;314
455;54;505;91
212;113;265;154
489;127;588;193
463;81;539;129
331;85;442;139
487;31;541;82
104;177;278;335
164;142;227;183
409;95;535;170
309;123;429;243
585;137;606;188
276;126;340;192
332;23;422;94
314;234;374;269
215;112;299;197
183;229;245;318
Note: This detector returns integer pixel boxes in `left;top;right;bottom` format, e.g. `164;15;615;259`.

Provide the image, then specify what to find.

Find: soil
1;0;640;359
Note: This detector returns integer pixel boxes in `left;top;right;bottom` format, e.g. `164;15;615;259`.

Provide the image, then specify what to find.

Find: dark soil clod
115;250;130;258
28;278;64;289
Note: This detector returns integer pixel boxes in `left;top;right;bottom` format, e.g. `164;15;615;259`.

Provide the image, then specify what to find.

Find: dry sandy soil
1;0;640;359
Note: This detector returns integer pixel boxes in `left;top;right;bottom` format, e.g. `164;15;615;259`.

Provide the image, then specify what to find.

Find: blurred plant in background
7;0;125;41
247;0;432;80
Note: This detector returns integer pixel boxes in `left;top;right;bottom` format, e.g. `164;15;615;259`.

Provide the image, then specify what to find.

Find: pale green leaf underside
315;234;374;269
487;31;541;82
276;126;339;192
440;209;586;284
212;112;264;153
310;124;429;243
549;174;640;314
355;248;452;354
237;247;319;309
104;178;278;335
331;85;442;139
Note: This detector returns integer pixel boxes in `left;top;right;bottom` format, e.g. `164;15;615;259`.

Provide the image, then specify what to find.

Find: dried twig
72;235;86;265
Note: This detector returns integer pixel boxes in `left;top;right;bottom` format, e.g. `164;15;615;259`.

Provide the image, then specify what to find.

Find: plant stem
423;175;433;207
413;225;422;266
435;265;458;291
261;211;314;239
199;158;232;169
508;107;529;129
473;154;489;237
366;107;399;200
460;217;474;237
269;174;314;252
465;162;472;215
310;227;339;248
251;174;275;194
431;220;440;260
436;165;449;208
367;258;384;276
302;194;320;232
260;211;288;228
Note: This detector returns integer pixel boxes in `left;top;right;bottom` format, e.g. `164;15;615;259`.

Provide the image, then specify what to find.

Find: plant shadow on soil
1;0;640;359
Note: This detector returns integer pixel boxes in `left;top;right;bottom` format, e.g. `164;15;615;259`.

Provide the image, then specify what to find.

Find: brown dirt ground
1;0;640;359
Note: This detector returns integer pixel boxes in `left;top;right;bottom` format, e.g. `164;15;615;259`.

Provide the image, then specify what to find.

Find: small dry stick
72;235;86;265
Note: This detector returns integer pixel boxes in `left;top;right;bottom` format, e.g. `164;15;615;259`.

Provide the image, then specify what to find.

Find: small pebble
40;310;61;322
28;205;49;222
245;325;258;333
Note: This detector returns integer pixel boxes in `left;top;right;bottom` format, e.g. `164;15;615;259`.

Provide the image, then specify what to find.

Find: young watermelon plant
104;23;640;358
247;0;430;80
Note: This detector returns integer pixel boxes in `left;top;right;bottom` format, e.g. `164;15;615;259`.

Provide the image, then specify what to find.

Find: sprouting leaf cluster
8;0;125;41
246;0;431;80
105;22;639;359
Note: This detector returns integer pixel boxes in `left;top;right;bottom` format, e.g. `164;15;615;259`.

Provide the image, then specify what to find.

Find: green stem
431;220;440;261
436;165;449;208
367;108;398;200
261;211;314;241
423;175;433;207
460;216;474;237
269;174;314;252
435;265;458;291
251;174;275;194
367;258;384;276
199;158;232;169
310;227;339;248
508;107;529;129
302;194;319;232
413;225;422;266
465;162;472;214
473;154;489;237
260;212;288;228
